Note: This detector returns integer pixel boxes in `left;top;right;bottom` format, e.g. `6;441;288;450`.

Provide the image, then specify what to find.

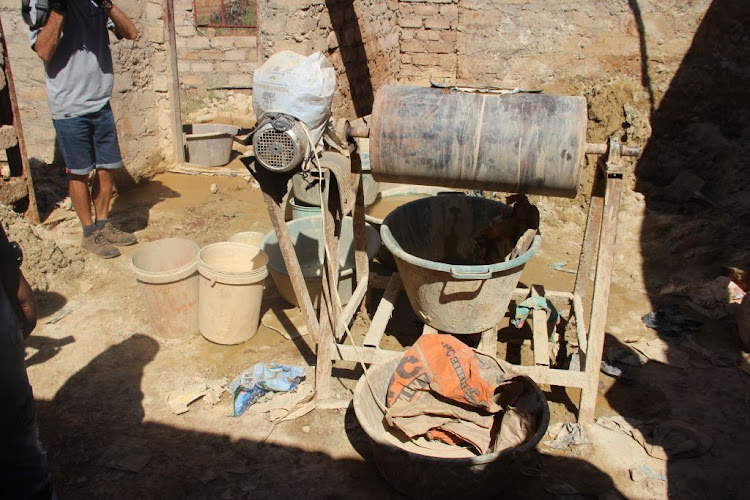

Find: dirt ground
3;150;745;499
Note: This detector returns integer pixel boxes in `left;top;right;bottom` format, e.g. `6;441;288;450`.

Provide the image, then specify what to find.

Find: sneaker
82;230;121;259
99;222;137;246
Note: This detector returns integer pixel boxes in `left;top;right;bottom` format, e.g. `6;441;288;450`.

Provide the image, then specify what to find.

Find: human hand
16;272;37;339
49;0;67;14
94;0;114;10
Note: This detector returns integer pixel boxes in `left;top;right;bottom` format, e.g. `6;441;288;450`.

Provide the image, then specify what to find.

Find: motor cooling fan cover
252;119;308;173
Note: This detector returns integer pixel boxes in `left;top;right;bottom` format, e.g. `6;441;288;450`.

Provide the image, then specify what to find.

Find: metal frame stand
252;135;628;422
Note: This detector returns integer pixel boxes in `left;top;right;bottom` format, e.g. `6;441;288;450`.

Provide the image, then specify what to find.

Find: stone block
175;25;196;38
0;125;18;150
152;75;170;93
224;49;248;61
145;26;165;44
413;4;439;17
17;87;47;101
199;50;224;60
415;30;432;41
411;52;440;67
426;41;455;54
229;74;252;87
145;2;162;20
232;37;258;48
191;62;214;73
442;30;457;43
186;36;211;49
401;40;425;53
398;4;413;16
401;28;416;41
425;17;451;30
439;3;458;17
211;37;238;49
179;50;200;60
180;74;205;86
113;74;134;94
399;16;423;29
216;61;239;72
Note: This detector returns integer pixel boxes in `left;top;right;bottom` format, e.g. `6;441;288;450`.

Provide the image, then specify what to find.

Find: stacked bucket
130;232;268;345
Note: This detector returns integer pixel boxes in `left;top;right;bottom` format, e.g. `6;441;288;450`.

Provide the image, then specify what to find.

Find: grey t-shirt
29;0;114;120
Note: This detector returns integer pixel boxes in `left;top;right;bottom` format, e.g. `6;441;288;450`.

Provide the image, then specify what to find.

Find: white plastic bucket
228;231;266;247
130;238;200;339
197;242;268;345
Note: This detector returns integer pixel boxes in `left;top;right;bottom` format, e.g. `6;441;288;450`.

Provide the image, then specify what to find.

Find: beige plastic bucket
130;238;200;339
228;231;266;247
198;242;268;345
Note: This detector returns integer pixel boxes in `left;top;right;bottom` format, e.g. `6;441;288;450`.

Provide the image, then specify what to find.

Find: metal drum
370;85;587;198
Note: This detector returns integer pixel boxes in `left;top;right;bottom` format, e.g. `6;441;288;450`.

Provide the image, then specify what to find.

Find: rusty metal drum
370;85;587;198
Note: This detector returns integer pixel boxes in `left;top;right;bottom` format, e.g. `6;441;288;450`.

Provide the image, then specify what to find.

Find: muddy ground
4;151;746;499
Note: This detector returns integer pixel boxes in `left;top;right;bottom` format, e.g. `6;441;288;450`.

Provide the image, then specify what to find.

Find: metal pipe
348;131;640;158
585;143;640;157
347;126;370;138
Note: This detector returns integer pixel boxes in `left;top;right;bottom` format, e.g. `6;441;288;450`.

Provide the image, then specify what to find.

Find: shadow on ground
605;1;750;498
35;334;627;499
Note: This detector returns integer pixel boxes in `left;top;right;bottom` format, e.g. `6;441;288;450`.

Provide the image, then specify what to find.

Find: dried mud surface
8;159;746;499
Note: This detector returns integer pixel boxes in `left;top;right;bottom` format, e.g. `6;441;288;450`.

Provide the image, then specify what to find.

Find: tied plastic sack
385;334;534;455
252;51;336;146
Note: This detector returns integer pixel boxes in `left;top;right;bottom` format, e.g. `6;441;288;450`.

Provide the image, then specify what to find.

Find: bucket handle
450;266;492;280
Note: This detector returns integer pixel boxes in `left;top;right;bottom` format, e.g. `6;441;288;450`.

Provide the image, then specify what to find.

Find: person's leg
92;103;136;246
53;114;120;258
0;287;54;498
68;173;94;227
91;168;113;221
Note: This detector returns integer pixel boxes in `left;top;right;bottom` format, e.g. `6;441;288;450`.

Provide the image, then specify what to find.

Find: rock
210;183;218;194
302;425;310;434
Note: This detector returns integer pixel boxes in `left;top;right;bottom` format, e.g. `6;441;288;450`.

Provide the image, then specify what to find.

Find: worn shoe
99;222;137;246
82;231;121;259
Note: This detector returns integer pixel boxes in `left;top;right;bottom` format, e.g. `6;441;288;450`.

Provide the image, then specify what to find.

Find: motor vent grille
255;128;297;171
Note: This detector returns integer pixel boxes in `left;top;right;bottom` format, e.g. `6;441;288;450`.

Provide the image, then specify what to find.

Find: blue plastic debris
512;297;560;334
229;363;306;417
550;261;577;274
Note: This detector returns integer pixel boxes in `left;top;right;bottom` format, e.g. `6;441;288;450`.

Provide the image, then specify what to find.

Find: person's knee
69;173;90;185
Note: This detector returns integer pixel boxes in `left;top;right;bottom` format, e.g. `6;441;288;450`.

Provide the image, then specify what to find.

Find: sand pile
0;204;84;291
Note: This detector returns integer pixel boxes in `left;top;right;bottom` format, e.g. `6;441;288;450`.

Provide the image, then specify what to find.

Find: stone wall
0;0;720;181
1;0;176;180
398;0;457;83
395;0;712;143
173;0;259;119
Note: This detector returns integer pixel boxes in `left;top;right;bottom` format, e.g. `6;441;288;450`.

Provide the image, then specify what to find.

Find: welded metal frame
253;126;632;422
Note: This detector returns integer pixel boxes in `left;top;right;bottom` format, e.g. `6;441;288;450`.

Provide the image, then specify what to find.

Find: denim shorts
52;103;124;176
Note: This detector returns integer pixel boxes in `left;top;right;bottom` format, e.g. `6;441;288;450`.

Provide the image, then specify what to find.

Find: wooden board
363;274;401;347
531;285;549;366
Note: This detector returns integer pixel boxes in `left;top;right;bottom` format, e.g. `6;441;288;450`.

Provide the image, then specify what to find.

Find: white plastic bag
252;51;336;144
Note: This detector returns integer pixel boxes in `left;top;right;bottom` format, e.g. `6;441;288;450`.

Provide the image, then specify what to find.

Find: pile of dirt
0;204;84;291
182;90;255;129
